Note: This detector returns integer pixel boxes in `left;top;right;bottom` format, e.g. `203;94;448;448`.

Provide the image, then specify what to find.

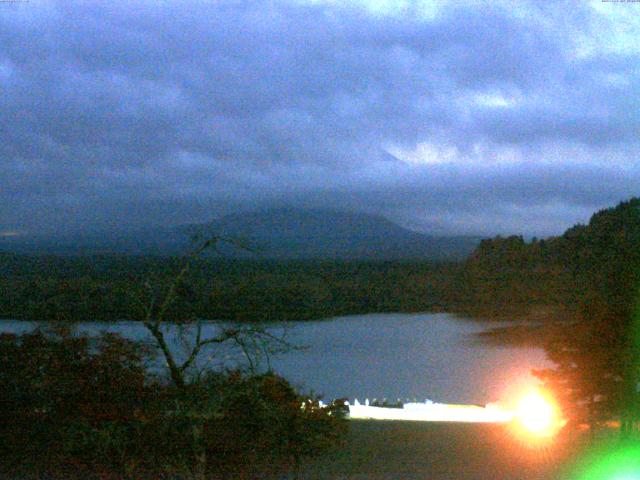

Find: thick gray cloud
1;0;639;237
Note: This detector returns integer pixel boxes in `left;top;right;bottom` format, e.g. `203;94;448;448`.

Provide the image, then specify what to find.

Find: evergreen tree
536;199;640;433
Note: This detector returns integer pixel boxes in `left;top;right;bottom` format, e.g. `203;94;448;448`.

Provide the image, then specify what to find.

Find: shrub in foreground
0;327;346;479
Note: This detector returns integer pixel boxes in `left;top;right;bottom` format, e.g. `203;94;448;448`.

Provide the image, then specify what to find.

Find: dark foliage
0;327;346;479
0;256;462;322
533;199;640;432
459;198;640;431
0;327;154;478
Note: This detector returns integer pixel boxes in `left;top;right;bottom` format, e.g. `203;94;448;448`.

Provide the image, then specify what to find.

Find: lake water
0;313;549;406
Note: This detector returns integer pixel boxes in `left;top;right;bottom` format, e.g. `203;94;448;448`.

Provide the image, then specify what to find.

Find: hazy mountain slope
1;209;482;260
0;227;186;256
186;208;481;260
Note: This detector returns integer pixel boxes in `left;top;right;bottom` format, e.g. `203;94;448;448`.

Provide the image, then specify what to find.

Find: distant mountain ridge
186;208;482;260
1;208;482;260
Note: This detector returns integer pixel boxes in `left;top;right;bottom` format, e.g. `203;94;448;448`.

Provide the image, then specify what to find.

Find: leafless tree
135;235;299;479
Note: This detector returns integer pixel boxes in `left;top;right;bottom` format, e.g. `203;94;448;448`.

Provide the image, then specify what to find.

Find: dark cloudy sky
2;0;639;237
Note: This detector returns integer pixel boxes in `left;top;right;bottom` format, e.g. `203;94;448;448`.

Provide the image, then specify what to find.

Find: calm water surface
0;313;549;406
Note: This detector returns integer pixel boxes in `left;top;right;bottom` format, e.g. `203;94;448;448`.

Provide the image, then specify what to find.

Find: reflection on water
0;313;549;405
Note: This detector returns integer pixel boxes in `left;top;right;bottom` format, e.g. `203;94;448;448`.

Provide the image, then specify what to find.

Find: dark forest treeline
0;199;636;329
0;256;466;322
463;198;640;323
0;242;574;323
455;234;576;321
464;198;640;431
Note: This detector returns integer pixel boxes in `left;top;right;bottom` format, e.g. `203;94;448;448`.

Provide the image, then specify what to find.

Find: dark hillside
1;209;481;261
454;198;640;322
186;208;481;260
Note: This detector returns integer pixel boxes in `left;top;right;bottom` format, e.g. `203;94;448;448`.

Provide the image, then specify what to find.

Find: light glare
515;391;558;437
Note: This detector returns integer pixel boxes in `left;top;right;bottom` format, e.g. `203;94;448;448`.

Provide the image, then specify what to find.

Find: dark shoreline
0;309;563;350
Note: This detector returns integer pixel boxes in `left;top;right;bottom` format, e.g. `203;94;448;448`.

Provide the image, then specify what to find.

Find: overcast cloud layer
2;0;640;237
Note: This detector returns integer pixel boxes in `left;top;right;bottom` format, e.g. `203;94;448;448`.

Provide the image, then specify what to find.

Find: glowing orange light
515;390;560;438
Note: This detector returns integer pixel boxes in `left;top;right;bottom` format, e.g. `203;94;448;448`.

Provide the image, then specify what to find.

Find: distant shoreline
0;310;559;349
